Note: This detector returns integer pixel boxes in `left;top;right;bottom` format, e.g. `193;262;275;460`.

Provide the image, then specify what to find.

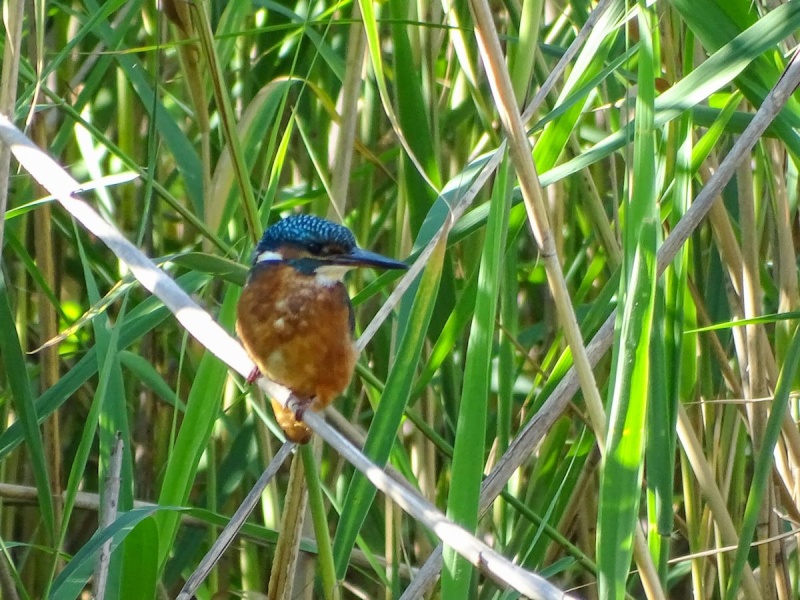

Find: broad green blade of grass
410;267;478;402
211;2;256;86
690;92;743;172
442;157;512;597
120;517;159;600
597;219;658;598
645;278;668;579
50;507;184;600
302;25;347;85
0;271;55;540
529;41;637;154
356;0;439;196
332;225;447;579
161;417;269;584
509;0;543;104
496;225;518;474
154;286;239;568
647;31;697;581
300;445;337;600
388;0;441;232
501;0;537;518
597;4;658;597
533;0;625;172
170;253;248;287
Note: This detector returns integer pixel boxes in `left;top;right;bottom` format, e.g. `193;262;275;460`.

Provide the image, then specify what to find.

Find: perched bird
236;214;407;443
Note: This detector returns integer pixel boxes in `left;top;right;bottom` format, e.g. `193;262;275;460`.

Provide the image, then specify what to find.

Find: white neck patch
315;264;354;286
255;250;283;264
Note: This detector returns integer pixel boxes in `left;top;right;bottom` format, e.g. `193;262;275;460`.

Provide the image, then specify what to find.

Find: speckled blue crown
255;215;356;256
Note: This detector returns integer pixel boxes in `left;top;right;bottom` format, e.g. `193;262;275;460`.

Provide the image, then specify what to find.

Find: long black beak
336;247;408;270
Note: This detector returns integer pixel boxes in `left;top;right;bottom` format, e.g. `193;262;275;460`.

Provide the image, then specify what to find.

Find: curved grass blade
442;157;512;597
154;287;239;568
50;508;183;600
597;5;658;595
0;271;55;539
332;223;448;578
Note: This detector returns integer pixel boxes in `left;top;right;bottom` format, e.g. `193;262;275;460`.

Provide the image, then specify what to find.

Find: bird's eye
321;244;343;256
307;242;343;256
320;245;333;256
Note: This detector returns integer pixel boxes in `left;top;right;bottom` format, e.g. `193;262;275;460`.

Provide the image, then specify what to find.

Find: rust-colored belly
236;265;357;443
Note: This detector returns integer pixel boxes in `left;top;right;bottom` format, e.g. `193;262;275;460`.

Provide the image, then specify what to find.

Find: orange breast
236;264;357;442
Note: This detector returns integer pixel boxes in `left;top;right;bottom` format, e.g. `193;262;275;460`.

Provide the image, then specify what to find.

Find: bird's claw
245;366;261;385
288;396;314;421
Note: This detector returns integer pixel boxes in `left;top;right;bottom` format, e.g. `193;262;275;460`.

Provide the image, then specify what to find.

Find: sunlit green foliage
2;1;800;598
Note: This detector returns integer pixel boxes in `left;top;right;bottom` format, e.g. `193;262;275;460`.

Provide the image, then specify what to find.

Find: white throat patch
315;264;354;286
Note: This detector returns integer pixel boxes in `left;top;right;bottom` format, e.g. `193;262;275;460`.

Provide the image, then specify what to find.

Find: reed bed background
1;1;800;598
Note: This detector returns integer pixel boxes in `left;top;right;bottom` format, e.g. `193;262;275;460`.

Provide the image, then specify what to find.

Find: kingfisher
236;214;407;444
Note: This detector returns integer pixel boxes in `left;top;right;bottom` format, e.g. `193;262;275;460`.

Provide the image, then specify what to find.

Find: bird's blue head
252;215;407;281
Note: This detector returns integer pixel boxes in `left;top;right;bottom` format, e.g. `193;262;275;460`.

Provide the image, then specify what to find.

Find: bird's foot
288;395;315;421
245;366;261;385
